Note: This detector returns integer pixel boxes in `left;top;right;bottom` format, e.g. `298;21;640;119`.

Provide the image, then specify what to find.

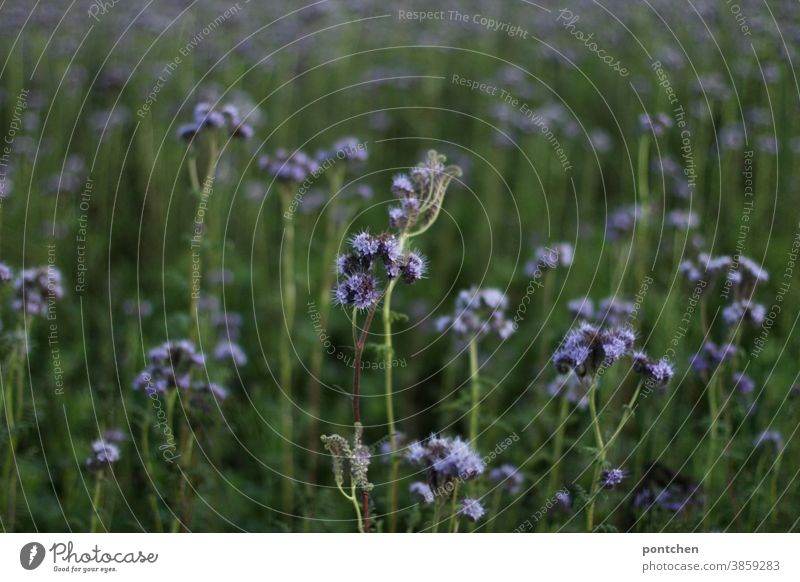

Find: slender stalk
171;428;195;533
547;394;570;499
90;473;104;532
278;185;297;517
140;414;164;532
585;376;604;532
468;338;481;446
636;135;651;284
383;264;403;532
306;206;343;488
448;481;460;533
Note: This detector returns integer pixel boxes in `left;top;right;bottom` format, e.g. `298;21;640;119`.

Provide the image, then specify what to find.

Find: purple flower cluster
722;299;766;327
600;467;626;489
753;429;783;451
211;310;248;367
406;434;485;492
0;262;13;283
436;287;515;340
689;341;737;374
386;151;461;234
606;205;641;241
259;148;321;183
552;322;636;377
133;340;204;394
12;266;64;317
568;296;636;327
178;102;253;141
458;498;486;522
546;372;590;408
489;463;524;495
335;231;425;311
525;242;574;276
409;481;435;504
732;372;755;394
632;352;675;388
639;112;673;136
86;436;122;471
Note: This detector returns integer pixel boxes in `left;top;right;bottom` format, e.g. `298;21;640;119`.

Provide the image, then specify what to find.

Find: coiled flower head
259;148;320;184
86;439;121;471
458;498;486;522
405;434;485;493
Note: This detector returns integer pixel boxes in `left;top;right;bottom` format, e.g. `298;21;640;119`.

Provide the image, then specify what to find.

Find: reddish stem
352;303;378;424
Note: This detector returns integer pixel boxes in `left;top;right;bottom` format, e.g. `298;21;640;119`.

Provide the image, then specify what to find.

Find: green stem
547;394;570;500
586;376;603;532
636;135;651;283
90;473;104;533
278;185;297;517
383;235;406;532
449;481;460;533
468;338;481;446
171;428;195;533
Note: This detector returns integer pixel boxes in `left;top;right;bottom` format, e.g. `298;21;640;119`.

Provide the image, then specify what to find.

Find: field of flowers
0;0;798;533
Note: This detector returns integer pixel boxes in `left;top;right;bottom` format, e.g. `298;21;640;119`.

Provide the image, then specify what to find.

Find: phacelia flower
12;266;64;317
178;101;254;141
722;299;766;327
458;498;486;522
409;481;435;504
547;372;590;408
632;352;675;388
553;323;635;376
689;342;737;374
0;263;13;283
639;112;673;136
213;341;248;366
133;340;205;394
259;148;320;183
600;467;626;489
405;434;485;492
753;429;783;451
86;439;121;470
437;287;515;340
489;464;524;495
732;372;755;394
525;242;574;276
567;297;594;320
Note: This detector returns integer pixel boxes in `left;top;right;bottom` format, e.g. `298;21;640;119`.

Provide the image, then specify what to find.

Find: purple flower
391;174;415;198
12;266;64;317
722;299;766;327
732;372;755;394
259;148;320;183
86;439;121;470
400;252;425;284
567;297;594;320
632;352;674;388
489;464;524;495
600;467;626;489
753;430;783;451
133;340;205;394
639;112;673;136
214;341;248;366
458;498;486;522
438;287;515;340
553;323;634;376
409;481;434;504
405;434;485;489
